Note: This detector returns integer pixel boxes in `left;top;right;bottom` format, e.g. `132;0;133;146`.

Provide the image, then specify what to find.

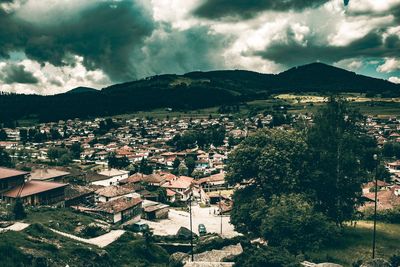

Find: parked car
198;224;207;236
127;221;149;232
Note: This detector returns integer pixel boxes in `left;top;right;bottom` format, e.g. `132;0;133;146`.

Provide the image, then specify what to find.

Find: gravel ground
142;204;239;238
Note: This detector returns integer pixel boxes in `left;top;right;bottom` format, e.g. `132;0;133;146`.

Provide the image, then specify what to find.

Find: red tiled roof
0;167;28;180
3;181;68;198
95;185;133;198
162;176;193;189
96;196;142;214
120;173;145;184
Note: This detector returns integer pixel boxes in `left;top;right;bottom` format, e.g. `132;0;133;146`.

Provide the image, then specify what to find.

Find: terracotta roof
363;180;390;189
159;172;177;181
166;189;177;196
197;173;225;185
96;196;142;214
120;173;145;184
65;185;94;200
98;169;129;177
363;189;400;210
0;167;28;180
95;185;133;198
3;181;68;198
162;176;193;189
143;173;165;184
30;169;70;181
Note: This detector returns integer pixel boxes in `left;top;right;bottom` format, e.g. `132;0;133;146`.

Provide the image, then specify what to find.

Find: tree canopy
226;97;380;256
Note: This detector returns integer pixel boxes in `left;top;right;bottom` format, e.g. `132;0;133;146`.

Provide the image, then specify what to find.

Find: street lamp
188;192;194;262
372;153;378;259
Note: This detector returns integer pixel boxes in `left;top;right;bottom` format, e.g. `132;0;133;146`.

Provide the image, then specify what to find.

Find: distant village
0;111;400;232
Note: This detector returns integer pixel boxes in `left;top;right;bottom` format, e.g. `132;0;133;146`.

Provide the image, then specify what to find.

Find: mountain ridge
1;62;399;123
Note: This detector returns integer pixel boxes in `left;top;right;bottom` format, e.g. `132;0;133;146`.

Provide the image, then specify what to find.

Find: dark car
129;221;149;232
198;224;207;236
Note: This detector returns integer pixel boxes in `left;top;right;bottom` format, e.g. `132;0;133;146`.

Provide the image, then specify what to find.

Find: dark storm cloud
193;0;330;20
0;63;38;84
138;25;232;77
255;30;400;67
0;1;155;82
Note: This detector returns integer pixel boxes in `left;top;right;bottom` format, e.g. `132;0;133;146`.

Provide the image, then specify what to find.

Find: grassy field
308;221;400;266
25;207;109;238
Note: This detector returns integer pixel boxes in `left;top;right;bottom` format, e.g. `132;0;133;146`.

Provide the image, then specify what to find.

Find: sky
0;0;399;95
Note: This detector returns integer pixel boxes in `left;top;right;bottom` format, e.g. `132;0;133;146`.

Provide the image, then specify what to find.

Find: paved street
143;205;239;238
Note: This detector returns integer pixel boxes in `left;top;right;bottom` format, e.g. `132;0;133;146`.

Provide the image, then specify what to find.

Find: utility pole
372;154;378;259
219;191;222;235
188;193;194;262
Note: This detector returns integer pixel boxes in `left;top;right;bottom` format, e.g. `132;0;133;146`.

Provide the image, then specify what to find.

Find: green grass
25;207;106;238
0;223;110;266
307;221;400;266
0;224;169;266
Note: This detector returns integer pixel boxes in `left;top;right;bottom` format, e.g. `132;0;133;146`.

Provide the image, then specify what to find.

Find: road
143;205;239;238
50;228;125;248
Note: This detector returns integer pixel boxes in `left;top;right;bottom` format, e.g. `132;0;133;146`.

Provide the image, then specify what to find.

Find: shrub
363;207;400;224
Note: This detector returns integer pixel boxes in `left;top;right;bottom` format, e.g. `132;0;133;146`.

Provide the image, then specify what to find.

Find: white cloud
347;0;400;14
377;58;400;73
334;58;363;70
389;76;400;84
0;56;111;95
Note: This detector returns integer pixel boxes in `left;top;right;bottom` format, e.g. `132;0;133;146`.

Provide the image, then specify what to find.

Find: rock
361;258;392;267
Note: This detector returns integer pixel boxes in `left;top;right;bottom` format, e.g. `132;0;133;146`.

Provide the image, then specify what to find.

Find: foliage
167;125;226;150
0;243;30;267
185;156;196;176
139;158;153;175
307;97;378;224
261;194;338;253
362;206;400;224
382;142;400;159
13;198;27;220
70;142;83;159
193;235;247;254
47;147;72;165
106;232;169;266
226;128;308;198
0;128;8;140
108;153;130;169
81;224;107;238
0;148;13;167
233;245;299;267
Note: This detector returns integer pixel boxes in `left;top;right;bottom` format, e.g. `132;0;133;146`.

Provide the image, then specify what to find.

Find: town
1;98;400;266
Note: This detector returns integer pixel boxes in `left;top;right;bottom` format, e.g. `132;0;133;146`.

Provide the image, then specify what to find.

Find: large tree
307;97;376;224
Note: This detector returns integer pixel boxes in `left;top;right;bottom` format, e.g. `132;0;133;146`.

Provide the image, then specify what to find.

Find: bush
233;246;299;267
80;224;107;238
13;199;26;220
363;207;400;223
194;235;248;254
0;243;30;267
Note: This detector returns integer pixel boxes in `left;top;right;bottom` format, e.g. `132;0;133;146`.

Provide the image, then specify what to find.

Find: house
386;160;400;172
0;167;29;194
362;180;390;194
76;196;142;224
119;173;146;185
2;180;68;206
362;187;400;210
142;199;170;220
197;172;228;192
95;185;138;202
162;176;193;201
30;168;70;182
92;169;129;186
64;185;95;207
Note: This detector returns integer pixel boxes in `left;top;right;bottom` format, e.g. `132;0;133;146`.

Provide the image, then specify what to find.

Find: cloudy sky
0;0;399;94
